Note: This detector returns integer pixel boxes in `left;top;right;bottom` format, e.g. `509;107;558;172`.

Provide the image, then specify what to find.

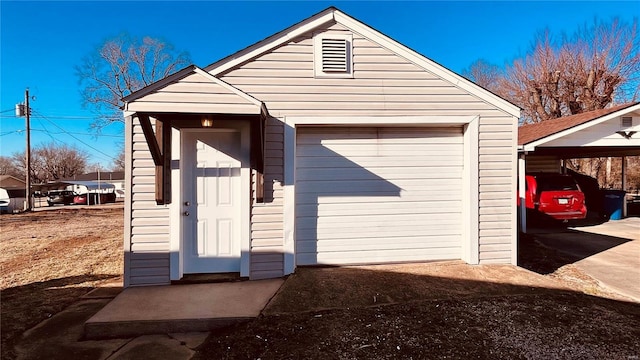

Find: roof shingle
518;102;639;145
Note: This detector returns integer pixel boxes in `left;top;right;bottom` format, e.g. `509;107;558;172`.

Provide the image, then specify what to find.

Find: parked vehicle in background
519;173;587;221
73;192;117;205
47;190;76;206
0;188;10;212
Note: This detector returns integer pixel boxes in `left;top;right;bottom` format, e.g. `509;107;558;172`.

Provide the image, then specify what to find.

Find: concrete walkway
533;217;640;302
14;279;283;360
85;279;284;339
570;218;640;302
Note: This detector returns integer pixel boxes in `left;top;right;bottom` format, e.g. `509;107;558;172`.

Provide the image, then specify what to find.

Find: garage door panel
296;156;463;168
296;201;462;217
298;225;462;241
296;146;462;158
295;213;462;229
295;126;463;266
296;190;462;205
296;167;462;181
296;178;462;193
297;128;462;144
297;247;462;266
297;236;461;252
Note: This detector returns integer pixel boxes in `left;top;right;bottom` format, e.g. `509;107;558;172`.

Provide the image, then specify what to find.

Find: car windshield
537;176;579;191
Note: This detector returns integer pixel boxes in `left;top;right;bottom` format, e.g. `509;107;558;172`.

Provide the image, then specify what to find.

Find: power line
30;128;123;138
31;109;118;163
0;108;16;114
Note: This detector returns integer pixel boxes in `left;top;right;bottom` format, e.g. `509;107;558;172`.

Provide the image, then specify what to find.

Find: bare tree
462;59;502;92
499;18;640;123
76;33;190;129
0;156;22;179
112;147;125;172
11;143;88;183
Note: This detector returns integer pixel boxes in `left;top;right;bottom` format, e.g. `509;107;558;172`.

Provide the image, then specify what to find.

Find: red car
519;174;587;221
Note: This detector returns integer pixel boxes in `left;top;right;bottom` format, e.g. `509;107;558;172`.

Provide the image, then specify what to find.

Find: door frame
170;120;251;280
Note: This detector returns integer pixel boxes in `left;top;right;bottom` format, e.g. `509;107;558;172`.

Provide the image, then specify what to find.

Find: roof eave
521;102;640;150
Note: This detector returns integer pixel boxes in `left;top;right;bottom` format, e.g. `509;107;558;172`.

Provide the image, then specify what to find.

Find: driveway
528;217;640;302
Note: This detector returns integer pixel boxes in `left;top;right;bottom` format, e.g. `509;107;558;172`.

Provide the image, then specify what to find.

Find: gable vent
621;116;632;127
321;38;348;72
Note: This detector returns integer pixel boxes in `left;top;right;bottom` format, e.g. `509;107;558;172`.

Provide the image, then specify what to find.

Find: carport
518;102;640;233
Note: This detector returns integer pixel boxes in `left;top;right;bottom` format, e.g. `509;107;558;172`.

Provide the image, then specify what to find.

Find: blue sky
1;1;638;168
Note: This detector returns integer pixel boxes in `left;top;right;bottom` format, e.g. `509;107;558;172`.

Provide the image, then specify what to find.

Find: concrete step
84;279;284;339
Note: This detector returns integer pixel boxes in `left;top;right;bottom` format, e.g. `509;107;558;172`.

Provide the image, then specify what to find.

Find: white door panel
183;131;241;273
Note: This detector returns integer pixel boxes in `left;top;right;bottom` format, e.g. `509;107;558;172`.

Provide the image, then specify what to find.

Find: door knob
184;201;190;206
183;211;190;216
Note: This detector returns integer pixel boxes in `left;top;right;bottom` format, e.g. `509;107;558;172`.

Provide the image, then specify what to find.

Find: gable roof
203;7;520;118
518;102;640;147
123;65;264;114
0;175;25;189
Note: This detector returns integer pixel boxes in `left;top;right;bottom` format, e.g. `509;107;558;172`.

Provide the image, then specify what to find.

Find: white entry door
182;130;242;273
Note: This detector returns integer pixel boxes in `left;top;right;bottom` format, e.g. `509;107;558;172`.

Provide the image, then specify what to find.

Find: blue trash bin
603;190;626;220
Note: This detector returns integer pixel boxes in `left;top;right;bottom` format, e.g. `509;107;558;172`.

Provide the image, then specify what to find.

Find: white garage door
295;127;463;265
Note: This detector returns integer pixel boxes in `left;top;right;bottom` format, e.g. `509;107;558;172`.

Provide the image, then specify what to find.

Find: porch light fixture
201;115;214;128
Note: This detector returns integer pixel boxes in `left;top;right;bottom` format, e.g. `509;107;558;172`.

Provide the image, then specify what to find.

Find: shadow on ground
195;265;640;359
518;229;630;275
1;274;119;360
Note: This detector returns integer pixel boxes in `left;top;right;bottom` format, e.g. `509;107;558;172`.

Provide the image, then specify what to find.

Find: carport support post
518;154;527;234
622;156;627;218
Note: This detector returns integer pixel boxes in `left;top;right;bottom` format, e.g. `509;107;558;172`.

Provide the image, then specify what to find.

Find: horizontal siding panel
479;236;512;245
132;234;170;243
250;253;284;263
479;251;511;261
245;84;466;96
132;209;170;218
479;206;512;215
132;226;170;235
479;191;512;200
129;276;170;286
251;262;284;272
251;238;284;247
130;267;170;277
251;222;283;231
479;257;511;264
479;243;512;252
251;270;284;280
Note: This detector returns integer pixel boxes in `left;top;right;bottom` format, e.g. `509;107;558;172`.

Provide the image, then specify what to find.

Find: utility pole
16;89;32;211
25;89;31;211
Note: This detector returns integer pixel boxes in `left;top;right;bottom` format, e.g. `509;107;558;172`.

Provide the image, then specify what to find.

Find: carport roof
518;102;640;158
518;102;640;146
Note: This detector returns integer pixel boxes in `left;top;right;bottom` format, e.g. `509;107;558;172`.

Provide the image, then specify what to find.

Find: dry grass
1;206;123;360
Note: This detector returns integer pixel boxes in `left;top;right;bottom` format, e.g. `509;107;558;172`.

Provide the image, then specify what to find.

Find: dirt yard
2;207;639;359
1;206;123;360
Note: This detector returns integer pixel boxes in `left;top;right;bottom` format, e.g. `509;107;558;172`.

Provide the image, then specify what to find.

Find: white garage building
121;7;520;287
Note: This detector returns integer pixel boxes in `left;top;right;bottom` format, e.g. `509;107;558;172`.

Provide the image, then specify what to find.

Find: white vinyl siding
126;72;259;114
295;127;463;265
250;117;285;279
128;117;171;286
220;23;516;264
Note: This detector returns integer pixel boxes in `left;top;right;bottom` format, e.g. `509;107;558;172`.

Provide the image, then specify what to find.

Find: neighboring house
62;171;125;199
121;7;520;287
0;175;26;213
517;102;640;230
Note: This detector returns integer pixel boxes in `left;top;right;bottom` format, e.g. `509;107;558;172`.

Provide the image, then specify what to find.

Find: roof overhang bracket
138;113;172;205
